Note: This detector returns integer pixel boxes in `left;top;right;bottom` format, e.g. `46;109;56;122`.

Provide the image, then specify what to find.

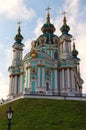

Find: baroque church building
8;10;83;98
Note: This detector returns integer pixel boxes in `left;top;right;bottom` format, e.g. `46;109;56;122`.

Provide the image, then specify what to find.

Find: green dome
14;26;23;43
60;24;70;34
33;12;59;47
72;43;79;60
60;16;70;35
41;12;56;34
35;33;58;47
72;49;78;58
41;23;56;33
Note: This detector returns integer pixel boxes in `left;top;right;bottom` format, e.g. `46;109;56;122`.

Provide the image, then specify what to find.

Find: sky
0;0;86;99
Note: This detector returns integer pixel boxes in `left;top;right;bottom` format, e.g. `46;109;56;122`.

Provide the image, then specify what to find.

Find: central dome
41;13;56;34
34;11;59;47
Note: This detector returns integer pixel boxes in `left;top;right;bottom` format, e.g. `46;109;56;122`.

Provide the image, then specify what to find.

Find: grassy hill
0;98;86;130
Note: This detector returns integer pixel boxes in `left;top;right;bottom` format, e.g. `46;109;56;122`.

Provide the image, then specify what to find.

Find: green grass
0;98;86;130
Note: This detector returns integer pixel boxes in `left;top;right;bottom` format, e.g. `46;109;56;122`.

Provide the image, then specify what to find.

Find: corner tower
59;12;83;95
8;23;24;98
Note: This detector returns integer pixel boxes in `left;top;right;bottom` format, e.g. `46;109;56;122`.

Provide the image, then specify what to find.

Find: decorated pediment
53;36;59;45
30;68;37;74
24;51;52;61
38;36;46;46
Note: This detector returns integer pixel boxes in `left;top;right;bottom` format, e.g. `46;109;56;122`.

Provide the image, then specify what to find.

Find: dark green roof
60;16;71;35
41;23;55;33
14;26;23;44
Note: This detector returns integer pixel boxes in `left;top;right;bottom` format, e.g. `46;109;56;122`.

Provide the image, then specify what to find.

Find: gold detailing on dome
53;37;59;44
39;36;46;46
30;41;37;58
38;64;45;67
30;49;37;58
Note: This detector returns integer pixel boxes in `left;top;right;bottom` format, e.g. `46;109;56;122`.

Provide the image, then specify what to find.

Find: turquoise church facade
8;11;83;98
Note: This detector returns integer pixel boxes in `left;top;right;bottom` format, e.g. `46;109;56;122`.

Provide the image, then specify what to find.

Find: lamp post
6;106;13;130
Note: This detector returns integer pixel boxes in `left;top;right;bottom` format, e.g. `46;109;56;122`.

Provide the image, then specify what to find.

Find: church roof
72;42;80;60
35;9;59;47
41;12;56;34
14;22;23;44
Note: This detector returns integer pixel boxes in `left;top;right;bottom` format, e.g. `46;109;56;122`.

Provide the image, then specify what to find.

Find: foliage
0;98;86;130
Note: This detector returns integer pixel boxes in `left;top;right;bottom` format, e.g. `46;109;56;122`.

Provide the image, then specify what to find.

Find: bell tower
8;22;24;98
59;12;83;95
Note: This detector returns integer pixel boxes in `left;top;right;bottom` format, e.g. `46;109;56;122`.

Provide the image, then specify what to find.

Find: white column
38;67;40;87
47;50;49;55
60;43;63;54
71;70;75;90
67;69;70;89
63;41;66;52
14;76;17;94
26;69;28;88
42;67;45;87
19;74;22;93
12;77;15;95
61;69;65;89
9;76;13;95
9;76;12;95
68;42;71;52
60;70;62;89
54;69;58;89
28;68;30;88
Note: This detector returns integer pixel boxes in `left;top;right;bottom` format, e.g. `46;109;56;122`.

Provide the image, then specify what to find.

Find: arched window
46;82;49;91
54;51;58;59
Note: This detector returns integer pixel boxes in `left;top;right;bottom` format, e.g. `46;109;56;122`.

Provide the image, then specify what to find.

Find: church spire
46;6;51;23
72;39;79;59
62;11;67;25
18;21;21;34
14;21;23;43
60;11;70;34
41;6;55;34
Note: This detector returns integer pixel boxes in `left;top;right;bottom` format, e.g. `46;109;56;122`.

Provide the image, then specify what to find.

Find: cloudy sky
0;0;86;99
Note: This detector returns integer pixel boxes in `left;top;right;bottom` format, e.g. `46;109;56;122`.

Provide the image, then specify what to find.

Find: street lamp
6;106;13;130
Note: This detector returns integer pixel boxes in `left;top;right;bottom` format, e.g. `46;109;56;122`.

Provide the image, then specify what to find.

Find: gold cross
17;21;22;27
62;11;67;17
46;6;51;13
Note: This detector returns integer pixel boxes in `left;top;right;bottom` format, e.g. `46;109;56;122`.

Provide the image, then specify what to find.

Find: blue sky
0;0;86;99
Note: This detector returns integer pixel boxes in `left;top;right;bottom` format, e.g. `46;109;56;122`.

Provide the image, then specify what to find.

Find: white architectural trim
71;69;75;90
38;62;40;87
62;69;65;89
67;69;70;89
14;76;17;94
28;68;30;88
20;75;22;93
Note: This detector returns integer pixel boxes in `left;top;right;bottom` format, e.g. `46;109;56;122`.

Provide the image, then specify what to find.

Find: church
8;9;83;98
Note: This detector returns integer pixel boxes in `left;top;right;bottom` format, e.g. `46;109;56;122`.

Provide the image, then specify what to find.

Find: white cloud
0;0;35;20
76;23;86;93
0;43;12;99
64;0;86;93
53;0;86;93
34;18;44;37
24;39;32;55
0;71;9;99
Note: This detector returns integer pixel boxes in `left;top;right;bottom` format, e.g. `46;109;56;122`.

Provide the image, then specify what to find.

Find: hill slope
0;98;86;130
